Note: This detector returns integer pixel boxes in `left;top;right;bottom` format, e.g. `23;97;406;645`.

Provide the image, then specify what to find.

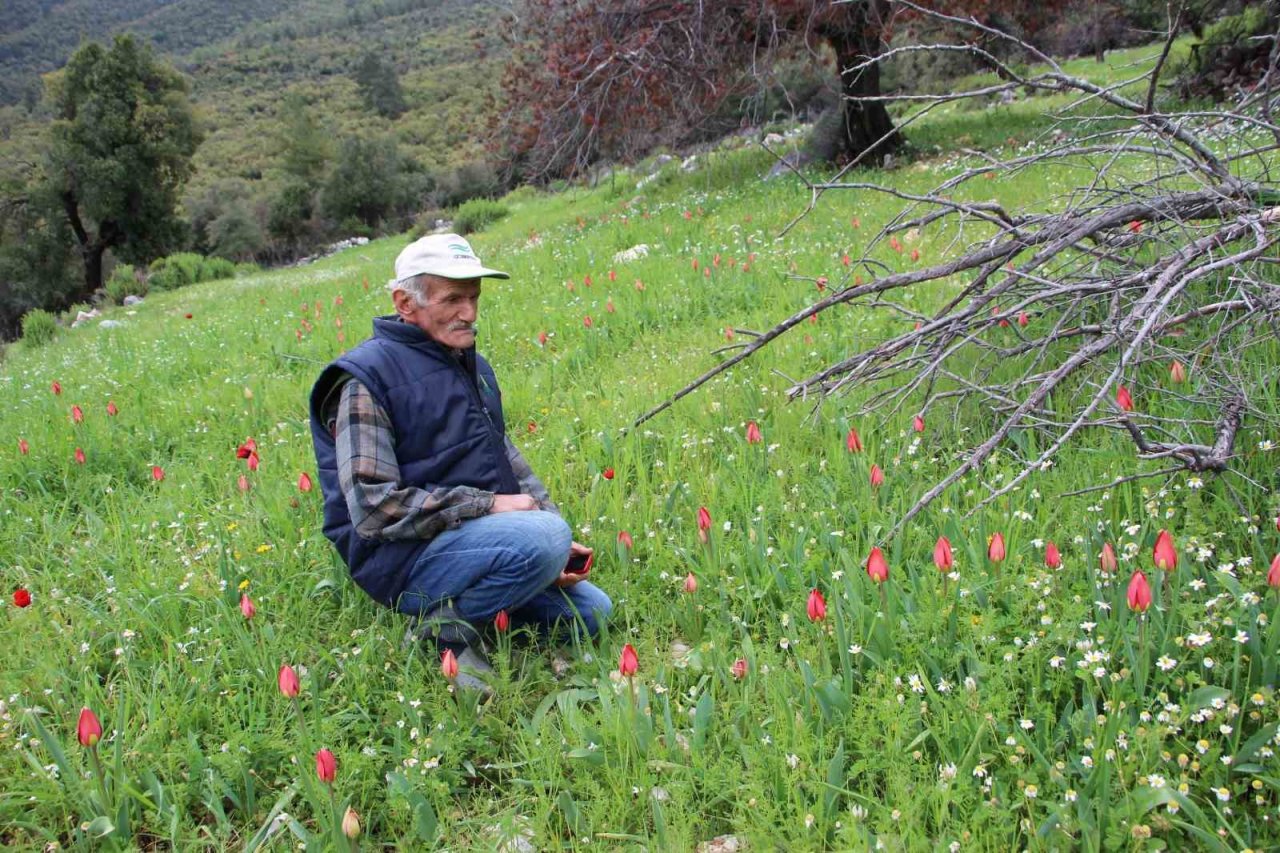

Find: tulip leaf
387;771;438;843
1185;686;1231;713
566;747;606;767
557;790;588;836
691;691;714;750
84;816;115;838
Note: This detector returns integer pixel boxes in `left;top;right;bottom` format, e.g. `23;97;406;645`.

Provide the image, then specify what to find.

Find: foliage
147;252;234;292
44;34;202;298
276;94;331;184
1176;3;1277;98
104;263;146;304
0;178;78;340
209;202;266;262
354;52;407;118
320;134;406;229
18;307;56;345
450;198;509;235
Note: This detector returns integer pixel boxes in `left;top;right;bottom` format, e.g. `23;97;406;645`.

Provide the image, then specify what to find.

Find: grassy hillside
3;44;1279;849
0;0;502;215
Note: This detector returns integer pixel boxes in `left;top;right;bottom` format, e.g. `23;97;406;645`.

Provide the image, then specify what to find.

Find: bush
202;257;237;281
451;199;509;235
20;309;57;346
105;264;147;304
148;253;206;291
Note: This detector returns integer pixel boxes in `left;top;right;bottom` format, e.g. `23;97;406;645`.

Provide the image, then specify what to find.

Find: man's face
395;276;481;349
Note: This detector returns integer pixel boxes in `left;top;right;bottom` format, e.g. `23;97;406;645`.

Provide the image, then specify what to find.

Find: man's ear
391;289;414;318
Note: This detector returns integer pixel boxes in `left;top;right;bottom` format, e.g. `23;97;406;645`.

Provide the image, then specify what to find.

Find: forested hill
0;0;495;107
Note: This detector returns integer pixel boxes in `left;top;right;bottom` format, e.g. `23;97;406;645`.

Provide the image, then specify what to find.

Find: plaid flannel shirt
324;376;559;542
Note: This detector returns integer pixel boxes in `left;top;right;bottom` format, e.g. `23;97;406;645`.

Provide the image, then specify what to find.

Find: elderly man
309;234;612;691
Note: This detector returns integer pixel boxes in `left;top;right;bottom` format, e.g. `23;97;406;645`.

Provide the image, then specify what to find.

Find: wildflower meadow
4;45;1280;851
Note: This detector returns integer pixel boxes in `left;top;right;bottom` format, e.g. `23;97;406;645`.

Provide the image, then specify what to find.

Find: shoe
454;644;496;696
403;603;483;650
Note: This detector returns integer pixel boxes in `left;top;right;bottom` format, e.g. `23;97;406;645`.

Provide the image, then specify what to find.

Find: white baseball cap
392;233;509;284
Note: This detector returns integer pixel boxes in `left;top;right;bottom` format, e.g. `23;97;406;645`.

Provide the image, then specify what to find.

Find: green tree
209;202;265;261
277;94;331;182
320;134;405;228
45;35;202;299
354;53;408;118
0;180;77;340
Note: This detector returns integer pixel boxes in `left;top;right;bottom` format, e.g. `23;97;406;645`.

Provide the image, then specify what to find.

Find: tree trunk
823;9;902;167
81;241;106;299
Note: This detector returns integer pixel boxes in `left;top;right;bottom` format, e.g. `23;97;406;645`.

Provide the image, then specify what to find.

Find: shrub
451;199;509;235
20;309;57;346
148;253;206;291
202;257;237;281
105;264;147;304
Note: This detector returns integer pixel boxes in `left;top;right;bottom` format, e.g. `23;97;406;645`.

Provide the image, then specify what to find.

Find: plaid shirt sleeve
334;378;495;541
504;436;560;516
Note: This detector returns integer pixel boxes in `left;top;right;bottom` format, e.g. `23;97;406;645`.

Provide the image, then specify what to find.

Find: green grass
3;44;1280;851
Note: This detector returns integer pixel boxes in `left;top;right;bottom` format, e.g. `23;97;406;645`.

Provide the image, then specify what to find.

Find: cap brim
418;264;509;281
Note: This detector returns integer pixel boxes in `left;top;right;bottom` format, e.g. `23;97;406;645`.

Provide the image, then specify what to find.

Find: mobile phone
565;551;593;575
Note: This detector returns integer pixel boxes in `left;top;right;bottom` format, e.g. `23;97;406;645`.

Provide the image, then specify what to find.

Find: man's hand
490;494;538;513
554;541;593;587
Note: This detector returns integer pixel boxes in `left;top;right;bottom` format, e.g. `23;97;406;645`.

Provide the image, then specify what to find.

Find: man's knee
526;511;572;579
576;586;613;638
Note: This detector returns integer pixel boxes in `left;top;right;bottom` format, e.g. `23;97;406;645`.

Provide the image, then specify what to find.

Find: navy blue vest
309;315;520;606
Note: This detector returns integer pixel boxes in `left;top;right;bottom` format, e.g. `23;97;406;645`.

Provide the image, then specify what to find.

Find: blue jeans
396;511;613;640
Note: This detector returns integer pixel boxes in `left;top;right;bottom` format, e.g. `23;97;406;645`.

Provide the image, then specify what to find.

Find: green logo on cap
448;243;473;255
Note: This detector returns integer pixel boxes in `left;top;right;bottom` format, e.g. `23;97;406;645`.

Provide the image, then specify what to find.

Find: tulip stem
87;745;111;815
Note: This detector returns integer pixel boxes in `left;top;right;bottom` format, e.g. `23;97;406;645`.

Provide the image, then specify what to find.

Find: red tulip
297;472;313;492
683;572;698;594
697;506;711;543
1153;529;1177;572
869;464;885;488
889;236;903;253
106;400;119;416
315;749;337;784
1127;220;1143;233
71;405;83;424
1044;541;1062;569
77;707;102;748
1169;360;1187;384
151;465;165;482
618;643;639;677
74;447;86;465
1116;385;1134;413
912;414;925;433
247;451;260;472
1017;311;1029;328
846;428;863;453
1099;542;1118;573
1127;569;1152;613
237;474;251;493
51;381;62;395
583;315;593;329
933;536;953;572
18;438;29;455
603;467;615;480
987;532;1006;563
866;547;889;583
617;530;633;549
731;658;748;680
527;421;536;434
608;269;617;281
184;313;193;320
441;648;458;680
852;216;861;229
278;664;300;698
745;421;763;444
634;279;645;291
1268;554;1280;588
842;253;851;266
538;331;548;346
13;587;31;608
239;593;255;620
583;274;592;287
816;276;828;292
806;588;827;622
236;439;257;459
495;609;510;632
606;298;616;314
910;248;920;262
724;327;735;341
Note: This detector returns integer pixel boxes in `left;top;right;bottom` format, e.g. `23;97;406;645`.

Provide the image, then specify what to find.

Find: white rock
612;244;650;264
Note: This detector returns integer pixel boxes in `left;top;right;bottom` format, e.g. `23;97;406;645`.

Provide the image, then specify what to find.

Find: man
309;233;612;692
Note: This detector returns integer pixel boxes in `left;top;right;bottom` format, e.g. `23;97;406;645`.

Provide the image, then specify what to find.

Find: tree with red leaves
495;0;1058;180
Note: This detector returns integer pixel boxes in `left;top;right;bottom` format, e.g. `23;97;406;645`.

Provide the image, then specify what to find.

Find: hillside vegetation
3;42;1280;849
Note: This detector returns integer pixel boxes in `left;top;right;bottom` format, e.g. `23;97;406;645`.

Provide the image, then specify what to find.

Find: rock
681;154;698;172
71;308;101;328
763;132;787;147
651;154;674;172
1000;88;1016;105
612;244;650;264
698;835;743;853
99;320;124;329
122;295;144;306
764;149;813;181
